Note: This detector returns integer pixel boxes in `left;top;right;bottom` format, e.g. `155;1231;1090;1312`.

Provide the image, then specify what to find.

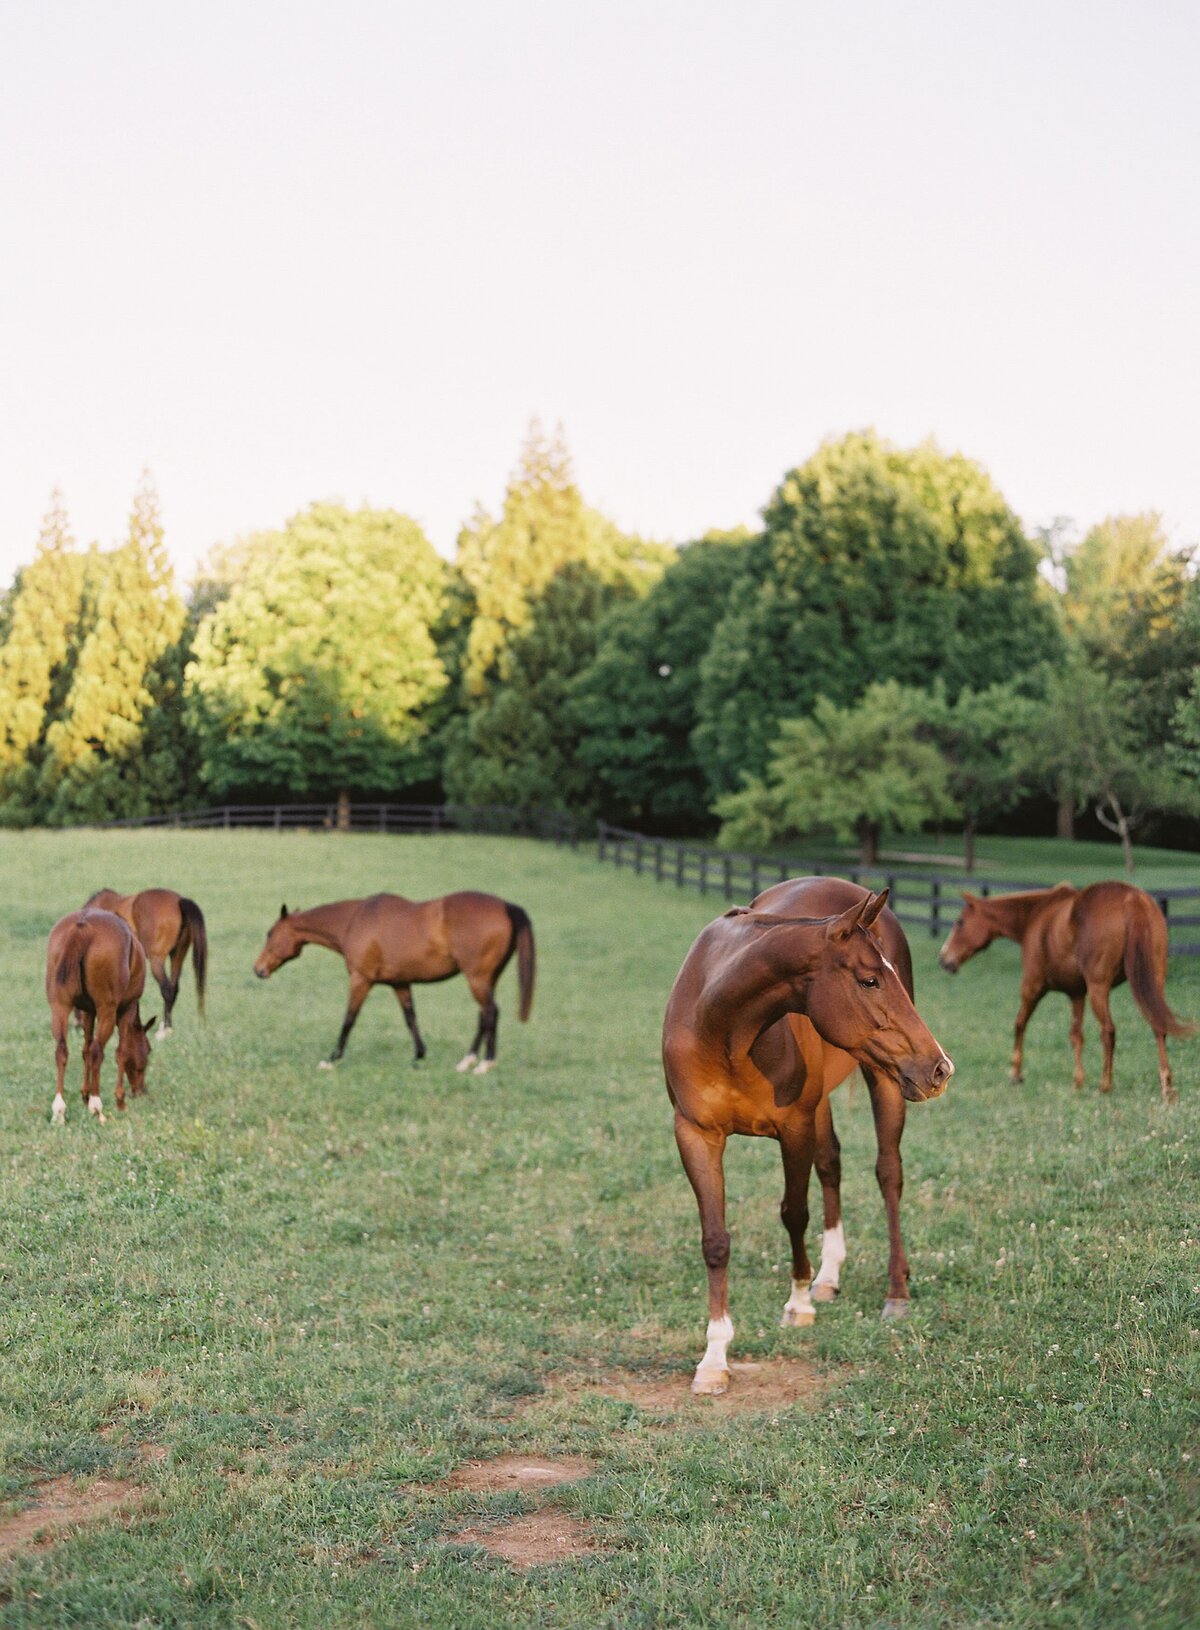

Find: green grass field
0;829;1196;1628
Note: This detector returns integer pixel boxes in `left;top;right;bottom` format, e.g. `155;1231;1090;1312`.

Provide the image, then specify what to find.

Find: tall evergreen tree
0;492;95;822
42;473;188;823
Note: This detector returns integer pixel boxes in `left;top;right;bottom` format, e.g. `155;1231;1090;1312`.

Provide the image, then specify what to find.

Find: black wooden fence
594;821;1200;955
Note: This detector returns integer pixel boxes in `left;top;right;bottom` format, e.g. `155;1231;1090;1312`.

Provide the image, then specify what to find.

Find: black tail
1125;898;1193;1039
505;903;536;1022
179;896;208;1019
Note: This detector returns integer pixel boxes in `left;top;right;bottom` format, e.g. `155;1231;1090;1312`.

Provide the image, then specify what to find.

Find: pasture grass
0;828;1196;1628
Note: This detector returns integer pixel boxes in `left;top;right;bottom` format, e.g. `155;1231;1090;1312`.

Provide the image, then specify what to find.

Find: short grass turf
0;828;1196;1629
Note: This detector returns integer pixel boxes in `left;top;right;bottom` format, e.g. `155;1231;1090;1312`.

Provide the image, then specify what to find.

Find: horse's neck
988;888;1072;942
291;903;352;952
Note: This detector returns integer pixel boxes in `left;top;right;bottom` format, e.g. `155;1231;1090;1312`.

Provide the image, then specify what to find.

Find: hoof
455;1054;477;1073
51;1100;66;1126
472;1059;496;1076
882;1298;910;1321
1163;1087;1179;1106
154;1025;172;1041
317;1059;337;1071
811;1281;839;1303
691;1367;730;1397
780;1304;816;1327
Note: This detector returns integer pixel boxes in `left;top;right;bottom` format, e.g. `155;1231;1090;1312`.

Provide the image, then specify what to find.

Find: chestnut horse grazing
46;910;154;1124
939;881;1192;1103
663;879;953;1395
253;891;535;1073
86;888;207;1039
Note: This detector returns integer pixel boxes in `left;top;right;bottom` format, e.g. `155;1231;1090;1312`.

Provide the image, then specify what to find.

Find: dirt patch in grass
559;1357;824;1417
454;1508;599;1568
444;1454;593;1492
0;1475;143;1561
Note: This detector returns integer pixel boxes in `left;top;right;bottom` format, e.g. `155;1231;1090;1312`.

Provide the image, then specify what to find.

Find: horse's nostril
932;1055;953;1085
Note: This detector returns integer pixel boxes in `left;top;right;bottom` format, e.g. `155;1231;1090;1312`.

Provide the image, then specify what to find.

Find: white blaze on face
813;1222;847;1293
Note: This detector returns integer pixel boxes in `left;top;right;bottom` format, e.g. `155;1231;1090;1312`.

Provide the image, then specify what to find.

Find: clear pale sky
1;0;1197;584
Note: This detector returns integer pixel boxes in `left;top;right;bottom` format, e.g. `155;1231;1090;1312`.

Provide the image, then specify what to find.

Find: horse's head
254;905;302;978
938;892;996;973
120;1009;155;1094
805;891;954;1103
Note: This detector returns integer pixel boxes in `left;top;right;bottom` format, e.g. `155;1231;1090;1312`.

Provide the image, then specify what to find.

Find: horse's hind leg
51;1010;70;1124
779;1117;818;1326
322;971;371;1068
84;1009;112;1124
393;985;426;1064
810;1094;846;1302
458;975;498;1076
1155;1031;1176;1105
153;952;179;1038
675;1114;732;1394
1087;982;1117;1092
1070;996;1086;1089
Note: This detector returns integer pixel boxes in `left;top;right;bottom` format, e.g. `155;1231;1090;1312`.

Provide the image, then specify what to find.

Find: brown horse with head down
663;878;953;1395
46;909;154;1124
253;891;535;1073
85;888;207;1038
939;880;1192;1103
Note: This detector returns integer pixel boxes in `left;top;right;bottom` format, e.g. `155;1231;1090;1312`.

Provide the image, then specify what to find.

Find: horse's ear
860;888;888;929
142;1015;157;1035
280;904;289;919
827;896;869;942
961;891;980;905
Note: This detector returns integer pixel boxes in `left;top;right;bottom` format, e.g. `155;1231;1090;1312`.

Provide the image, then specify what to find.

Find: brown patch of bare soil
0;1475;143;1561
454;1508;598;1569
571;1357;824;1416
444;1454;593;1493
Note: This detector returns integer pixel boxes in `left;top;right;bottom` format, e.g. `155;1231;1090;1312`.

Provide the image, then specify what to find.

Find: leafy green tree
920;680;1039;871
456;420;671;697
0;492;95;821
443;564;629;809
570;530;754;828
1017;652;1192;874
715;680;957;865
186;503;449;800
694;431;1062;798
1064;513;1189;655
40;475;188;823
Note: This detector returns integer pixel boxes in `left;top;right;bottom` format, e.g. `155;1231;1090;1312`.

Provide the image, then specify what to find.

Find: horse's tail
179;896;208;1018
505;903;536;1021
53;919;90;997
1125;895;1193;1039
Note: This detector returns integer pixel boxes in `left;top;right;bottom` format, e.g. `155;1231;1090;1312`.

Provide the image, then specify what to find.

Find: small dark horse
939;881;1192;1103
86;888;207;1038
46;909;154;1124
253;891;535;1073
663;880;953;1395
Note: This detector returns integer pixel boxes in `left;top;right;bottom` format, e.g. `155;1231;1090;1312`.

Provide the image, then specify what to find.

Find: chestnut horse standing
46;909;154;1124
939;881;1192;1103
86;888;207;1039
253;891;535;1073
663;880;953;1395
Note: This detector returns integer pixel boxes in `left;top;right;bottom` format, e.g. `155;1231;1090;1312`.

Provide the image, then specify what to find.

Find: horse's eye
858;976;880;989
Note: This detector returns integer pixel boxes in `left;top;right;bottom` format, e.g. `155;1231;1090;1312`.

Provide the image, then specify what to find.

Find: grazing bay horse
253;891;535;1073
939;881;1192;1103
46;910;154;1124
663;880;953;1396
85;888;207;1038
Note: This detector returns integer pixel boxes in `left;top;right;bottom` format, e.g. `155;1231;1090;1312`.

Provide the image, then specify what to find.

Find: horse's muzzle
254;966;269;980
898;1054;954;1103
938;952;959;974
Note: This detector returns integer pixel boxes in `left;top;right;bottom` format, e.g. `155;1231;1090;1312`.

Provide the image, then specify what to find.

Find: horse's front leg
866;1069;909;1319
810;1093;846;1303
320;971;371;1068
1011;983;1046;1083
675;1113;732;1395
779;1116;818;1326
1087;982;1117;1092
393;985;426;1064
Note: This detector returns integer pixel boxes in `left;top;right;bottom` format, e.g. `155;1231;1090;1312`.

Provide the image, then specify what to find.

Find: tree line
2;424;1198;867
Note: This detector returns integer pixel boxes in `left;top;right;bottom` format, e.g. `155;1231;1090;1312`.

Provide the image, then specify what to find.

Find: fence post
224;807;231;831
930;878;941;938
655;841;663;882
598;823;607;863
700;852;708;895
751;857;761;899
676;844;685;887
723;856;733;899
635;837;644;875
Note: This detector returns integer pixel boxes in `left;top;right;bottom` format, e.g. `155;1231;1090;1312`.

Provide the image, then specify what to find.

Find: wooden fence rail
96;802;579;846
594;822;1200;956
